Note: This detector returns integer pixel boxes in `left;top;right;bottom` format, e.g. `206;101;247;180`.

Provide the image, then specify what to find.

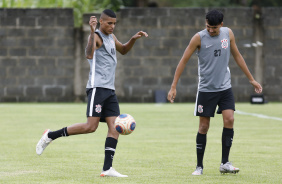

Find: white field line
235;110;282;121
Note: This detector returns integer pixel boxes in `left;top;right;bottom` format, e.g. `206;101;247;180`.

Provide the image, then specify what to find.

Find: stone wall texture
0;8;74;102
1;7;282;102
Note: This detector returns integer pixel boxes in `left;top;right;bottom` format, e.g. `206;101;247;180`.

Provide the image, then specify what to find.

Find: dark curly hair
206;10;224;26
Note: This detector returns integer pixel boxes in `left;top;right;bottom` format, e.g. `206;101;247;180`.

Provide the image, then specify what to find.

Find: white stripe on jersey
89;88;96;116
194;89;199;116
227;66;230;73
90;51;96;87
194;64;201;116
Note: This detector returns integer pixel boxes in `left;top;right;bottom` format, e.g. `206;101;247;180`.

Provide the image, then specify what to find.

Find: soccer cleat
100;167;128;177
36;129;52;155
219;162;239;174
192;166;203;175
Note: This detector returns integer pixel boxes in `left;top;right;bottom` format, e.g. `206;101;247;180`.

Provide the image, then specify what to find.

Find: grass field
0;103;281;184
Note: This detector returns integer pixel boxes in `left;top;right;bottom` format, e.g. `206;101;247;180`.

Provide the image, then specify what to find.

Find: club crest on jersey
198;105;203;113
221;39;228;49
95;104;102;113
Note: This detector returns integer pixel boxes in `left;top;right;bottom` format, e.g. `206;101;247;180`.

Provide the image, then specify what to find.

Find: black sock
196;132;206;168
48;127;69;140
103;137;118;171
221;128;234;164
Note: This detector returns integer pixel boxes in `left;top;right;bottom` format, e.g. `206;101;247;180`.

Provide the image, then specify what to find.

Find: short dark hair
102;9;116;18
206;10;224;26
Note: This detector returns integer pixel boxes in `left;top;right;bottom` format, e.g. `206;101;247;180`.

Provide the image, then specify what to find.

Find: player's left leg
100;116;127;177
100;90;127;177
217;88;239;174
221;109;234;164
103;116;119;171
220;110;239;173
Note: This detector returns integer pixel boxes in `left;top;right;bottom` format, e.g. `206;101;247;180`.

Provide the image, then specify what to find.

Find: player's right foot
36;129;52;155
219;162;239;174
192;166;203;175
100;167;128;177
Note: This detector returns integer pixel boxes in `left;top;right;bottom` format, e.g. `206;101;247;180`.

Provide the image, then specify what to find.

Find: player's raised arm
229;28;262;94
113;31;148;55
85;16;102;59
167;33;201;103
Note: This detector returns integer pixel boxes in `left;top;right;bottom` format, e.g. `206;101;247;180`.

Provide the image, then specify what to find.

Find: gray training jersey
197;27;231;92
86;29;117;90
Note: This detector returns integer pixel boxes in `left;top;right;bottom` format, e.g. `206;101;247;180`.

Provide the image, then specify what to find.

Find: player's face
100;16;116;35
206;21;223;37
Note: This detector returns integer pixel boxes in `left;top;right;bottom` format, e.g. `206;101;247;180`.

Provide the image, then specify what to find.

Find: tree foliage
152;0;282;7
1;0;281;27
0;0;124;27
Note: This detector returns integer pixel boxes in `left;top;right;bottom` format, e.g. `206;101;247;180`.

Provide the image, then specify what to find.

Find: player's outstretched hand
132;31;148;40
250;80;263;94
167;88;176;103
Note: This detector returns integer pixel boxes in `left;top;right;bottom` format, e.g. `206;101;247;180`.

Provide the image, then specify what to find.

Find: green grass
0;103;281;184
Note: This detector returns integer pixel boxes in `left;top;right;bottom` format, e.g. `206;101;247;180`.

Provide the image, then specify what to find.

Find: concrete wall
1;8;282;102
0;8;74;102
262;8;282;101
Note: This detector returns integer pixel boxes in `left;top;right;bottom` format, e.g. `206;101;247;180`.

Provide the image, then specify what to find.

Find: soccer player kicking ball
36;9;148;177
167;9;262;175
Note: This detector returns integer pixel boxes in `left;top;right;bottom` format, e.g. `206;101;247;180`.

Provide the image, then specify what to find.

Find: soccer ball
114;114;136;135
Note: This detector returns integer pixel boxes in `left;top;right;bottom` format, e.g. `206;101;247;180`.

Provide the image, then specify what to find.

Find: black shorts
86;87;120;122
194;88;235;117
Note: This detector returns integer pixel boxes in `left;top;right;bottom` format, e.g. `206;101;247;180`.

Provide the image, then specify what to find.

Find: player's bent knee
85;125;97;133
88;126;98;133
85;117;100;133
84;122;98;133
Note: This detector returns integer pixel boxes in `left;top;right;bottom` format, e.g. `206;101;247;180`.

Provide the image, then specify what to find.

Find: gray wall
0;8;74;102
262;8;282;101
1;8;282;102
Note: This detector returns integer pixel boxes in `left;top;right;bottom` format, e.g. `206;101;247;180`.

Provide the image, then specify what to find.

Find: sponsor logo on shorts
198;105;203;113
95;104;102;113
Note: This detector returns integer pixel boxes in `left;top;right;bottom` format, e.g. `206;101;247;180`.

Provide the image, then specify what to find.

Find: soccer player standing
167;10;262;175
36;9;148;177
